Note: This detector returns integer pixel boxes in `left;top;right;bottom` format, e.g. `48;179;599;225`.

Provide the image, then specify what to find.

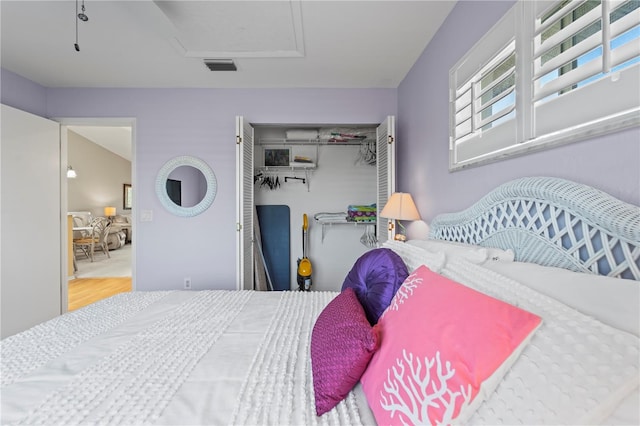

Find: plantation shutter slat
534;5;601;58
534;56;602;101
534;31;601;79
611;36;640;67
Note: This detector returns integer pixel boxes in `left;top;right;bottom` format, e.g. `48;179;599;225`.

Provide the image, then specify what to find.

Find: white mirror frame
155;155;217;217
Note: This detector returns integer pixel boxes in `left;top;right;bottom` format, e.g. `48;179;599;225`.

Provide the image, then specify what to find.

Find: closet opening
236;117;396;292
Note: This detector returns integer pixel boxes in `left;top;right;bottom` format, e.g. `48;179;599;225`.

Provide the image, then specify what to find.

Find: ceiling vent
204;59;237;71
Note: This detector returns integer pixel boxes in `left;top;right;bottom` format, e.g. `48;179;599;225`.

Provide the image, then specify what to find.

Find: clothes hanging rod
284;176;305;184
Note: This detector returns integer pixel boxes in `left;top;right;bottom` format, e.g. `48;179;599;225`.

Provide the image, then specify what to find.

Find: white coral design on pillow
385;273;423;315
379;349;471;425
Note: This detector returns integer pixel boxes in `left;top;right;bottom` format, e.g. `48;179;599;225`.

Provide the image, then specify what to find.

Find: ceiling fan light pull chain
74;0;80;51
73;0;89;52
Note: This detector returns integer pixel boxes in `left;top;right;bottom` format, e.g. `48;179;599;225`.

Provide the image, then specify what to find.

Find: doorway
59;119;136;312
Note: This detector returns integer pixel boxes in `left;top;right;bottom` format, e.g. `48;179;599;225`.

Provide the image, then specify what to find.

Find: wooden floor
68;277;132;311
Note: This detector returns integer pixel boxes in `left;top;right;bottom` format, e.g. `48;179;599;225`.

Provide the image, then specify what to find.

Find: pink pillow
360;265;542;424
311;288;379;416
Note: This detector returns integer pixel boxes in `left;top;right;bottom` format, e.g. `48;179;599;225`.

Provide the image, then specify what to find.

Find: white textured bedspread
443;258;639;424
2;260;639;425
1;290;374;426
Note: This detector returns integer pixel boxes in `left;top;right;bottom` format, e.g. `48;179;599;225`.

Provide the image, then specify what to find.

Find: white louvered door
236;116;254;290
376;116;396;244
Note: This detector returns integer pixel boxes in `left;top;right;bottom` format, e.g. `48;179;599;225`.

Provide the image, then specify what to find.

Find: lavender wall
397;0;640;226
1;69;48;117
5;0;637;291
43;87;396;290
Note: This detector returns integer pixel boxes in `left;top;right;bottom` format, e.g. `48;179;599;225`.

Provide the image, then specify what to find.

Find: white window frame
449;0;640;171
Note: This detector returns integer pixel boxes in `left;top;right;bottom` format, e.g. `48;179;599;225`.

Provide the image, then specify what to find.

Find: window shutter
533;0;604;102
475;47;516;131
449;0;639;171
609;0;640;68
532;0;640;139
452;42;517;165
450;6;518;166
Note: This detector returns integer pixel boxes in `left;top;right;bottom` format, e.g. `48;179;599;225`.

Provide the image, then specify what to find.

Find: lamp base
394;233;407;242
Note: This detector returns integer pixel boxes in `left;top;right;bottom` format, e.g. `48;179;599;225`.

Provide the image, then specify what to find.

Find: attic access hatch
153;0;305;59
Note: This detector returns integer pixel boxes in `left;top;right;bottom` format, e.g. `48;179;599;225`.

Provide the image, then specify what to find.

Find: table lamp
104;206;116;220
380;192;420;241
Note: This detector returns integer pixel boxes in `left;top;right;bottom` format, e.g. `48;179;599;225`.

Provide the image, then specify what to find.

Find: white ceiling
2;1;456;155
0;0;456;89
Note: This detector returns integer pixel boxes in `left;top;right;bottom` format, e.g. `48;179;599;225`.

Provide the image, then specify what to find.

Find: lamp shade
380;193;420;221
104;206;116;217
67;166;77;178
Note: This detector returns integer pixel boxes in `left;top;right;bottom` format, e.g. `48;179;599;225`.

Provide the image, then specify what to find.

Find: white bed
1;177;638;425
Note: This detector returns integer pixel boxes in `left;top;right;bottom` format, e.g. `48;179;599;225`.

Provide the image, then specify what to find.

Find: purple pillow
311;288;379;416
341;248;408;324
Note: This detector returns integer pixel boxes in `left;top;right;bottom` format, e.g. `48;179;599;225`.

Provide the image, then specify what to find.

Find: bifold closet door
236;116;254;290
377;116;396;244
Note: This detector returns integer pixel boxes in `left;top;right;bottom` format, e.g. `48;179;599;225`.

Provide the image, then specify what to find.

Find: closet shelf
256;165;316;171
258;138;371;146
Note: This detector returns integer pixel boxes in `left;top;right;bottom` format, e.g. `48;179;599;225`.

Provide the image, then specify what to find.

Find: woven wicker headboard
429;177;640;280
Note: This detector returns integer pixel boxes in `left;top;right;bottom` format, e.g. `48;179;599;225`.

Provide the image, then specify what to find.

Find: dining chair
72;216;89;260
74;217;111;262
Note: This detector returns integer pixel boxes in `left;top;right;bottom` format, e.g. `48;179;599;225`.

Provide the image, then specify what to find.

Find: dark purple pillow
341;248;408;324
311;288;379;416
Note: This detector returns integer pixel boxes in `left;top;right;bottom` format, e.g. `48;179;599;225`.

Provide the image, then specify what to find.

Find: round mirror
166;166;207;208
156;156;217;217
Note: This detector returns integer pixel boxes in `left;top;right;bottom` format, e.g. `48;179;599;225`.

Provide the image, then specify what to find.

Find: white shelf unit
256;138;372;166
255;138;374;191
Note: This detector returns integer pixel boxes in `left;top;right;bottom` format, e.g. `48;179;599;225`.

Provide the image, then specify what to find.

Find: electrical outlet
140;210;153;222
183;277;191;290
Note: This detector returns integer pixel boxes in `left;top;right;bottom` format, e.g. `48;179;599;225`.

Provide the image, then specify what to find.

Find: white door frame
55;117;136;312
